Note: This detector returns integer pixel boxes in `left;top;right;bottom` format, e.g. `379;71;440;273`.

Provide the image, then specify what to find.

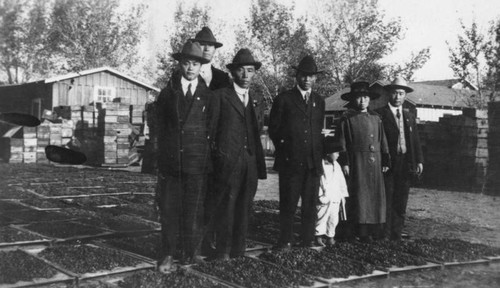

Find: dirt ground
255;160;500;287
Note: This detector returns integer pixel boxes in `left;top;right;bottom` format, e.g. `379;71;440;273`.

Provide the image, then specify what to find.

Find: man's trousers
215;152;258;257
278;166;320;245
384;153;410;240
157;173;207;259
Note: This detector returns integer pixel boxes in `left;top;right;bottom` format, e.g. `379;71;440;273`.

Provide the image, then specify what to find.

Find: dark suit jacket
213;87;267;187
156;74;219;176
209;66;231;90
269;87;325;174
375;105;424;172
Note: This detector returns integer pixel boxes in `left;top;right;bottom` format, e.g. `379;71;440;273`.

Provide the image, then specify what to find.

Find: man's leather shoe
276;242;292;251
359;236;373;244
158;256;175;274
326;237;335;246
315;236;326;247
216;253;230;260
301;241;316;248
191;255;206;265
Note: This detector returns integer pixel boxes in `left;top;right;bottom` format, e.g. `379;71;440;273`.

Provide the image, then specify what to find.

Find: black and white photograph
0;0;499;287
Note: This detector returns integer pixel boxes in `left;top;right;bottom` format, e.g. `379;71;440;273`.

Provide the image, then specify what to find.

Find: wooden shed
0;67;160;118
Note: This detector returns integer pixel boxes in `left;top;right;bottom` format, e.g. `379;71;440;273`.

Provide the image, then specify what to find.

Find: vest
244;103;257;156
180;95;210;174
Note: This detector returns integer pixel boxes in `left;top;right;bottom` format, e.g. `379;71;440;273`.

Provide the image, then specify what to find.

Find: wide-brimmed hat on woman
384;76;414;93
292;55;324;75
226;48;262;70
341;81;380;101
172;41;210;64
190;27;223;48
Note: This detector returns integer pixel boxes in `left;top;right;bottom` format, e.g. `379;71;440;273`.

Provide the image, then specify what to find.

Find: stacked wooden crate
8;138;23;163
23;127;37;164
130;105;144;126
36;121;50;163
487;102;500;195
61;119;74;146
461;108;489;190
418;109;489;191
102;103;132;166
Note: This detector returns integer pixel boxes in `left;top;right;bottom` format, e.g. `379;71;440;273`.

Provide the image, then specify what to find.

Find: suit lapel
384;106;399;130
403;109;412;134
291;87;307;115
226;88;245;118
182;78;206;124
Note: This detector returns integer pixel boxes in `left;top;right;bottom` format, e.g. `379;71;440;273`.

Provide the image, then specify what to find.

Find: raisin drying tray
22;244;155;281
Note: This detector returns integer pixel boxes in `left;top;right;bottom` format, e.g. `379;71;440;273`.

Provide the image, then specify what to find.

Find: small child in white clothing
315;151;349;246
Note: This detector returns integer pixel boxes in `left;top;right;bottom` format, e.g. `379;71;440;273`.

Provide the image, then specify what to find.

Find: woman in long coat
337;81;390;243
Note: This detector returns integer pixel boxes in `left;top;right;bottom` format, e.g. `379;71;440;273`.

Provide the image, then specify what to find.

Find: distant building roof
35;67;159;92
326;80;477;112
415;79;478;90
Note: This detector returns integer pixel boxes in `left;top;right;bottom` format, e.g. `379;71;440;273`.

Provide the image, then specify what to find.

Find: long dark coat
156;74;219;177
337;109;390;224
375;106;424;170
208;66;231;90
213;87;267;189
269;87;325;174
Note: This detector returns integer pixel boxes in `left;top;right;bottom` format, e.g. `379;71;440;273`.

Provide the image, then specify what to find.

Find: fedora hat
226;48;262;70
172;41;210;64
384;76;414;93
341;81;380;101
292;55;323;75
190;27;223;48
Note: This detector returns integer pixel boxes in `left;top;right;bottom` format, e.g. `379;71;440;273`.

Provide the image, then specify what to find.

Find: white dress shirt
181;76;198;97
388;103;407;154
200;63;213;87
297;85;311;102
234;83;249;107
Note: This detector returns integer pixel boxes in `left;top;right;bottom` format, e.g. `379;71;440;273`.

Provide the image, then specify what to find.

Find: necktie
396;109;407;154
240;92;247;107
304;92;310;104
186;83;193;100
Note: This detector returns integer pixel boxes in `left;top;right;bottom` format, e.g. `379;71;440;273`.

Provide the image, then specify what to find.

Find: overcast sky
124;0;500;81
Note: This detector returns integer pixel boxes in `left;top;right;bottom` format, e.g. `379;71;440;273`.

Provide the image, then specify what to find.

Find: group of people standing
150;26;424;274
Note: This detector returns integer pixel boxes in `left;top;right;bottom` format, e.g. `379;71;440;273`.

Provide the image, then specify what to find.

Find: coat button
304;130;308;133
369;156;375;163
370;134;374;138
369;145;375;152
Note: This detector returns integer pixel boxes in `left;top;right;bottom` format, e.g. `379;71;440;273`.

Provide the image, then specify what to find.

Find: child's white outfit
315;159;349;238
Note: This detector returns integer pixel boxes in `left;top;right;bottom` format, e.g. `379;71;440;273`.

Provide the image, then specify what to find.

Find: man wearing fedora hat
190;27;231;91
337;81;390;243
211;48;267;259
190;27;231;256
376;76;423;241
269;55;325;249
155;41;220;273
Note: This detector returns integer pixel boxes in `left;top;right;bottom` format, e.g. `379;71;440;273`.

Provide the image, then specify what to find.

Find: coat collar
383;105;410;130
291;86;308;115
226;87;246;117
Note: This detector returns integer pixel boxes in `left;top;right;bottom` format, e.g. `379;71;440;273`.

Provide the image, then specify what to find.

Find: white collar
296;85;312;98
233;83;248;96
181;76;198;95
389;103;402;113
388;103;404;120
